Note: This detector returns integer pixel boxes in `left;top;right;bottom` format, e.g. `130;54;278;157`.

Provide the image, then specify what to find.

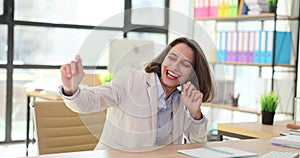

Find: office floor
0;142;37;158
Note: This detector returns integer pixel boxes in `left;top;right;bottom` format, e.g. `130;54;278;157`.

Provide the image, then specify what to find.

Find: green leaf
260;91;279;112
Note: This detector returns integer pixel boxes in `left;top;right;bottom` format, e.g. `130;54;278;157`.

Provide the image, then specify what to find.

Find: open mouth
166;70;179;80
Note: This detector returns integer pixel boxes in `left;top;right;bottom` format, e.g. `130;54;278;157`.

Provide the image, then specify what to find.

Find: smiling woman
59;37;216;151
145;37;216;102
161;43;195;92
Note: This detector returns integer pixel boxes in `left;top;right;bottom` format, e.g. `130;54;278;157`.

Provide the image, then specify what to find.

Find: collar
155;73;179;105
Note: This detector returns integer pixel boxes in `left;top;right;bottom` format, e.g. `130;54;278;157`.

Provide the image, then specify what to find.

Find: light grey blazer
62;68;207;150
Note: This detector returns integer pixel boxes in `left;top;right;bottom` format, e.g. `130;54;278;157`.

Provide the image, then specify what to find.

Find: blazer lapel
172;96;184;144
146;73;158;142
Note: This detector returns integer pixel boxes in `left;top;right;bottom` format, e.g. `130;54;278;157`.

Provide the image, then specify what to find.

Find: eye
181;61;191;68
168;54;177;61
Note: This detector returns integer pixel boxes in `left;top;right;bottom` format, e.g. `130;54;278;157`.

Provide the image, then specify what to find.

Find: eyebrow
169;52;193;66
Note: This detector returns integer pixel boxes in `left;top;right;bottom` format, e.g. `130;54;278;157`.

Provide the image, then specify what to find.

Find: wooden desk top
218;120;296;139
25;139;300;158
26;90;62;100
203;103;260;115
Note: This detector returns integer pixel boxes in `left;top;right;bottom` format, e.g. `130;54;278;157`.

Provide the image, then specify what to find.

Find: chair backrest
32;101;106;155
81;74;102;87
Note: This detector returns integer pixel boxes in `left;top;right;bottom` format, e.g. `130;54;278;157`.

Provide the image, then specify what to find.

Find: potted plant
260;91;279;125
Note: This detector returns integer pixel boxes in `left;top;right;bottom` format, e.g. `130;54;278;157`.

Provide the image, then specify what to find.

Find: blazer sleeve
183;107;208;143
62;69;131;114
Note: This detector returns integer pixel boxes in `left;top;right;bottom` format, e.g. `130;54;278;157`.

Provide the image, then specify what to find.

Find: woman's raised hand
182;81;203;120
60;55;85;95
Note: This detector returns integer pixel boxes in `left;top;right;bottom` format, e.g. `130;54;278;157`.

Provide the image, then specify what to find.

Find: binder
253;31;261;63
226;31;233;62
231;31;238;62
237;31;243;62
194;0;200;18
275;31;292;64
265;31;273;64
259;30;267;63
216;31;222;61
229;0;239;16
223;0;230;17
218;0;225;17
241;31;249;62
248;31;255;63
217;31;227;62
209;0;219;17
198;0;205;18
203;0;210;17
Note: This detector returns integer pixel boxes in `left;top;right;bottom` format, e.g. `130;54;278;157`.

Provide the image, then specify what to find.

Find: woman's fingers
183;81;203;102
70;61;77;75
191;90;203;102
65;63;72;78
184;81;196;97
60;65;67;78
60;55;84;81
75;55;84;75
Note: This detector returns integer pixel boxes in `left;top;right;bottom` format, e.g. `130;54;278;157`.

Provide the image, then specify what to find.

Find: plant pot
261;111;275;125
231;98;238;107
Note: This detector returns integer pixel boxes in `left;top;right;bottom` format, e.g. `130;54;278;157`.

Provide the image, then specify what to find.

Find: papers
261;151;299;158
289;129;300;136
178;146;258;158
271;135;300;149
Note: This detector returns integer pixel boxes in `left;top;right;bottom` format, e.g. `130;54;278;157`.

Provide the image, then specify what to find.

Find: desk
217;120;296;141
203;103;260;124
26;90;62;156
24;138;300;158
203;103;260;115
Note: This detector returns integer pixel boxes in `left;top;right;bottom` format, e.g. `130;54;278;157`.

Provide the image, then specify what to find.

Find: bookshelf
195;13;298;21
211;61;296;68
194;0;300;119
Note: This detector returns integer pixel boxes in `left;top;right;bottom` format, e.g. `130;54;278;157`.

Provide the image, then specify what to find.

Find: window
11;69;60;140
0;25;7;64
0;0;3;15
127;32;166;56
2;0;169;144
15;0;124;27
0;68;5;142
131;0;165;26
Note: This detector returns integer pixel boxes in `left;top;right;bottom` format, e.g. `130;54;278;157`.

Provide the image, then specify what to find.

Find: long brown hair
144;37;216;102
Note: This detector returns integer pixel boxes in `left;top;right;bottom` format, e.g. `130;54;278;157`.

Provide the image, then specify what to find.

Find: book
178;146;258;158
271;135;300;149
238;0;248;15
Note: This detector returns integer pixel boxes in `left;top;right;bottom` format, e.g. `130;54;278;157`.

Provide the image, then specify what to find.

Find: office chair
32;101;106;155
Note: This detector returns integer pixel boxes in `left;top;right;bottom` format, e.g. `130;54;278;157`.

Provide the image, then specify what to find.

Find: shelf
210;61;296;68
195;13;299;21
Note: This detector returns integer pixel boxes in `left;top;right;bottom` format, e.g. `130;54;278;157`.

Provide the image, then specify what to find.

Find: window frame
2;0;170;143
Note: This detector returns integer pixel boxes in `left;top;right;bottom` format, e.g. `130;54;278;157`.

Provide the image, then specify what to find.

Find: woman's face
161;43;195;89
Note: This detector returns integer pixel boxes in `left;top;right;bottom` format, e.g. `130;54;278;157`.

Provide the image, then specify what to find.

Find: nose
168;60;180;72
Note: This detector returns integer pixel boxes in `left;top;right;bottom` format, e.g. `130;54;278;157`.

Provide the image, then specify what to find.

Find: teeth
167;70;178;78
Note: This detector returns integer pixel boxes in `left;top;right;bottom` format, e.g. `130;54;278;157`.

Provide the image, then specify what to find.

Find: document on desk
178;146;258;158
271;135;300;148
290;129;300;136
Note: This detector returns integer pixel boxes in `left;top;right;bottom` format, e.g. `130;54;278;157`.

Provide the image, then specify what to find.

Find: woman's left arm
182;81;208;143
182;81;203;120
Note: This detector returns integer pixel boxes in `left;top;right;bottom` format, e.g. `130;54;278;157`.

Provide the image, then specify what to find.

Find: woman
59;37;216;150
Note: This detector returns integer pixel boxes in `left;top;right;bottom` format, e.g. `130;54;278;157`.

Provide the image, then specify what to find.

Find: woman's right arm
59;55;127;114
60;55;85;96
